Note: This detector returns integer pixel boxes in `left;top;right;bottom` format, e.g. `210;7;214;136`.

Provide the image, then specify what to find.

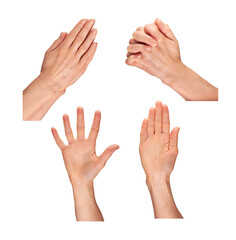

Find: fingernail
88;19;95;25
81;19;87;24
59;32;63;38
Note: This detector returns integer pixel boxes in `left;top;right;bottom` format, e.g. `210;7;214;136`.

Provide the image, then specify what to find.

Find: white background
0;0;236;239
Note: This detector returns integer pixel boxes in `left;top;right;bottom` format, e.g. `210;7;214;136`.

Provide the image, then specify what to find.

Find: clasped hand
126;18;182;86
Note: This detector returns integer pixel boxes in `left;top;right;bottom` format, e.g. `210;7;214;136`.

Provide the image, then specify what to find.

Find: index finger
88;111;101;142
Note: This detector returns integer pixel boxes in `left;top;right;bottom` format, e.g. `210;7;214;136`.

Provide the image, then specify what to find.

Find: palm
64;139;102;183
51;107;119;186
139;102;180;179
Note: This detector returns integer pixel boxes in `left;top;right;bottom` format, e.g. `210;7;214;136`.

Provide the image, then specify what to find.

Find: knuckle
158;37;163;43
79;32;87;40
74;34;83;43
142;45;148;51
84;23;91;31
129;38;135;44
83;52;91;60
132;31;138;38
56;47;64;56
144;24;151;31
82;55;89;61
57;44;63;51
127;45;132;52
136;26;142;31
69;31;77;39
66;130;73;135
125;58;132;65
129;57;138;65
79;44;87;52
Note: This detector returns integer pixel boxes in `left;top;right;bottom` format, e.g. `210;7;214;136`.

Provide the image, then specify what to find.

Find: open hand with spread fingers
51;107;119;221
126;18;218;101
23;19;98;120
139;101;182;218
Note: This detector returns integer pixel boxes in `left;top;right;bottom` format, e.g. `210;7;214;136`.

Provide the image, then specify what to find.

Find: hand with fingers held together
139;101;180;182
42;19;98;92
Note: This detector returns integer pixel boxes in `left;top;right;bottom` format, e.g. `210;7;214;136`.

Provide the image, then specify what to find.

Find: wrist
71;180;104;221
165;64;218;101
146;174;183;218
146;174;171;196
161;62;188;87
146;174;170;188
37;73;66;94
72;180;94;193
72;180;96;207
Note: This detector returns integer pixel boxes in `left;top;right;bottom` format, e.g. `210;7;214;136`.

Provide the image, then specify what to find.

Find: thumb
99;144;120;167
169;127;180;150
47;32;68;52
155;18;176;41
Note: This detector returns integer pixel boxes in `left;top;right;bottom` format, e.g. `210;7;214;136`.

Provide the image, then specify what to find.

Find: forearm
165;64;218;101
23;74;64;120
146;176;183;218
72;182;104;221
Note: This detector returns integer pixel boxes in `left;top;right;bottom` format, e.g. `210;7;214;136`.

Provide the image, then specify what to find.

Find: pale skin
126;18;218;101
139;101;183;218
51;107;119;221
23;19;98;120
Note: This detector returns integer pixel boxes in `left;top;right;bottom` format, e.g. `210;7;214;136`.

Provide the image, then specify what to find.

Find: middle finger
71;19;95;51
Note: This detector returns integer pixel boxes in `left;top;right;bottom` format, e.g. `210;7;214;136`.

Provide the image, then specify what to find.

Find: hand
139;101;180;181
41;19;98;92
126;18;183;86
139;101;182;218
23;19;98;121
51;107;119;187
126;18;218;101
